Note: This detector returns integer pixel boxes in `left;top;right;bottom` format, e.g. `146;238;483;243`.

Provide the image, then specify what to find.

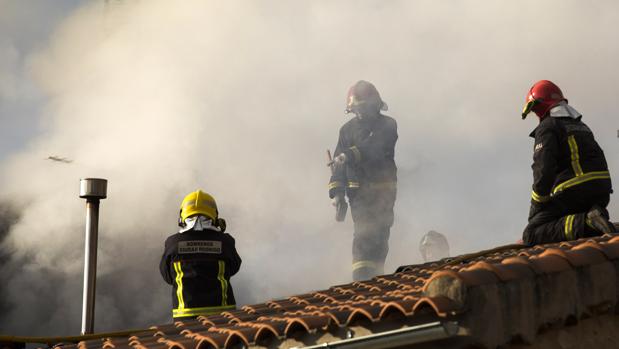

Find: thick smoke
1;0;618;335
0;203;18;316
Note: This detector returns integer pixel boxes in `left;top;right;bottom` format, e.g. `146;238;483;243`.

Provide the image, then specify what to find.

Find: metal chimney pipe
79;178;107;335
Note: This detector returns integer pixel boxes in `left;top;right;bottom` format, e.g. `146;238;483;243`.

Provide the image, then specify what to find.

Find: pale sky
0;0;86;161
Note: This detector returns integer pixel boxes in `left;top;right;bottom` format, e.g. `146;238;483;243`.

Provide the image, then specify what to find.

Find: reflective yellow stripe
564;215;575;240
531;190;550;203
217;260;228;306
328;181;343;190
347;181;360;188
567;135;584;176
352;260;377;271
173;261;185;310
586;217;594;230
552;171;611;194
173;305;235;318
349;146;362;162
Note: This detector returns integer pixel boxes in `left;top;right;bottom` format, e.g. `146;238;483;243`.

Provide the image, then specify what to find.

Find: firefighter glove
334;153;347;166
332;194;344;207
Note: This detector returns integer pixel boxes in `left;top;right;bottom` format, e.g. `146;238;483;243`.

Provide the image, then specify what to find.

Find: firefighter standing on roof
329;80;398;281
521;80;615;245
160;190;242;319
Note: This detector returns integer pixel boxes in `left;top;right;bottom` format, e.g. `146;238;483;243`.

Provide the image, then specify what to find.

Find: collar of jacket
355;113;385;127
528;102;582;138
529;115;552;138
549;101;582;119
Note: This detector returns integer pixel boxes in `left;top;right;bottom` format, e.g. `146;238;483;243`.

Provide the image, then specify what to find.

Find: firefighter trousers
523;181;611;246
349;184;397;281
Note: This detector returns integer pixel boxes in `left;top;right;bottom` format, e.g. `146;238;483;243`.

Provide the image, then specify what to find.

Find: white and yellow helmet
179;190;218;223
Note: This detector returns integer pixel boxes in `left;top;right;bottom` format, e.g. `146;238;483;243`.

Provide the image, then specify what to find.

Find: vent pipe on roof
79;178;108;335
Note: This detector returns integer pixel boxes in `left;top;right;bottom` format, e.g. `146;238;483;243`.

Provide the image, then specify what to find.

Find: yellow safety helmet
179;190;218;223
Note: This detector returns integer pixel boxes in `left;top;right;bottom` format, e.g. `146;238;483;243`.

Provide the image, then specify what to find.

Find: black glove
329;186;345;199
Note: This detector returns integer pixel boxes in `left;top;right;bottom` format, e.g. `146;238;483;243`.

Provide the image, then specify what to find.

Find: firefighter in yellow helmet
159;190;242;319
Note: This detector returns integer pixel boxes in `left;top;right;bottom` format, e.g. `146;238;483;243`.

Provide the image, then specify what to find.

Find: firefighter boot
586;205;617;235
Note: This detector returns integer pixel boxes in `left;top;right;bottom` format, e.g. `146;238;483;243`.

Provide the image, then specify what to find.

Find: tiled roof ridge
23;231;619;349
421;234;619;348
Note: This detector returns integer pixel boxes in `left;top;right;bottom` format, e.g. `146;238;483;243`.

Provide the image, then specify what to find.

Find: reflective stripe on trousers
564;214;576;240
173;305;236;318
172;260;234;318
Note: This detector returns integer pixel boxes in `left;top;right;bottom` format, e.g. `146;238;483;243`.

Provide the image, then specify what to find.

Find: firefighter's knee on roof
520;80;615;245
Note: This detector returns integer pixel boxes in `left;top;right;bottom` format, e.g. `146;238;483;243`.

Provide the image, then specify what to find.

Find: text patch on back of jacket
178;240;222;254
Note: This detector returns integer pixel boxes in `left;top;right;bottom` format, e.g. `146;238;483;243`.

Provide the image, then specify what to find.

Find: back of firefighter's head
345;80;388;118
419;230;450;262
179;189;218;226
521;80;566;121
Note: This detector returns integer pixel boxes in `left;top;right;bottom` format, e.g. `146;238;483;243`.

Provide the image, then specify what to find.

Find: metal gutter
296;321;459;349
0;329;155;345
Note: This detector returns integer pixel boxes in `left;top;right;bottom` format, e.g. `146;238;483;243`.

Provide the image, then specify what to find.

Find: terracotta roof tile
412;296;461;317
44;234;619;349
528;252;573;273
191;332;229;349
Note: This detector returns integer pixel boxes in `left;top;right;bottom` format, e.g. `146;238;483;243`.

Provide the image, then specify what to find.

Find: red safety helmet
521;80;566;120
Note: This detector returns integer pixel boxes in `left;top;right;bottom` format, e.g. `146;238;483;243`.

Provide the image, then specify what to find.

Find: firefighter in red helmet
521;80;615;245
328;80;398;281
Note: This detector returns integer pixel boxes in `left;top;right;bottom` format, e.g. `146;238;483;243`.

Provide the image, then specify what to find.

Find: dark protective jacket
529;115;611;213
329;114;398;198
160;228;242;318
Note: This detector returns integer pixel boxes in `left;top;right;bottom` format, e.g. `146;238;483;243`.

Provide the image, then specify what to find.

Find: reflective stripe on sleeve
347;181;360;188
531;190;550;203
217;260;228;306
352;260;377;271
328;181;343;190
567;135;584;176
173;261;185;310
173;305;236;318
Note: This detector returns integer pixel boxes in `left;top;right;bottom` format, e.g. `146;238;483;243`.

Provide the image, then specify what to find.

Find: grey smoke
1;0;618;336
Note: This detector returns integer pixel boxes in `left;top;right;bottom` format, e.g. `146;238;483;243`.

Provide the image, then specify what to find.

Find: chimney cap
79;178;107;199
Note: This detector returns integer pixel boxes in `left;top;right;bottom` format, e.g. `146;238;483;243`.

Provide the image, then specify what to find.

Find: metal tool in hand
327;149;348;222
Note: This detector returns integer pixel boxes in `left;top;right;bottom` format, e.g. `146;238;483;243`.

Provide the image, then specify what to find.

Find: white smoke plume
1;0;618;335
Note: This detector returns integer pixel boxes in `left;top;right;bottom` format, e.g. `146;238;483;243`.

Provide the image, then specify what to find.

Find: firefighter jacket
159;228;242;318
329;114;398;198
529;114;612;213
